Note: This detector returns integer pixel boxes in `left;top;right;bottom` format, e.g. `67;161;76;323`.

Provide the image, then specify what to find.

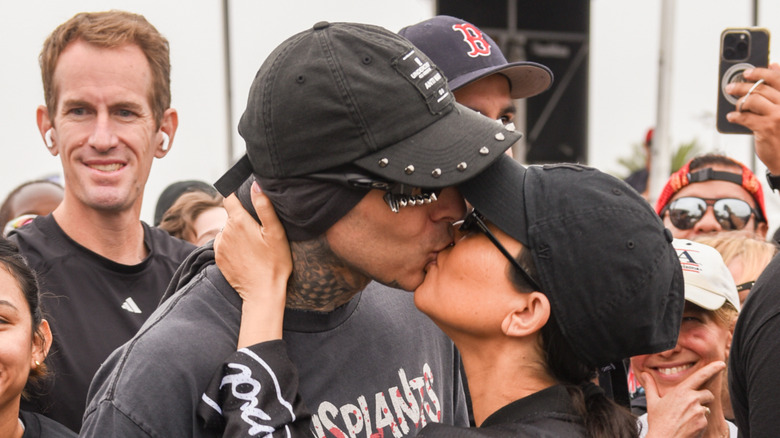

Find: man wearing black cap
399;15;553;157
193;155;685;437
80;21;520;438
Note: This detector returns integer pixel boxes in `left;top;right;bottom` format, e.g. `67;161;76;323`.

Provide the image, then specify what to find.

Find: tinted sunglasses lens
668;198;706;230
713;199;753;230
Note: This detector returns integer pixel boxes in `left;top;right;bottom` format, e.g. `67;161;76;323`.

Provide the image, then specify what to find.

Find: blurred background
1;0;778;227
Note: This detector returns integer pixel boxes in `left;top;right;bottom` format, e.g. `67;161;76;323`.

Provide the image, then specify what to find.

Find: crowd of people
2;8;780;438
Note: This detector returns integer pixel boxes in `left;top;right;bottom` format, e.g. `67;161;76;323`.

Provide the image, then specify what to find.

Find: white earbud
161;132;170;152
44;129;54;148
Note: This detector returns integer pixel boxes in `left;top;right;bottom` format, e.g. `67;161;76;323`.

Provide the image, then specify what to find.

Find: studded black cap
215;21;522;196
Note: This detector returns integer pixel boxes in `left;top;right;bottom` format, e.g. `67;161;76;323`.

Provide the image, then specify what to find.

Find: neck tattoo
287;237;370;311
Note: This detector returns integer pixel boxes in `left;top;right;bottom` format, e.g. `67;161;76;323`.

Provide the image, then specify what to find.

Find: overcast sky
1;0;779;226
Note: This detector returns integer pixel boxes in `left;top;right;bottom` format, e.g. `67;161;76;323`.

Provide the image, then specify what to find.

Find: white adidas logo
121;297;142;314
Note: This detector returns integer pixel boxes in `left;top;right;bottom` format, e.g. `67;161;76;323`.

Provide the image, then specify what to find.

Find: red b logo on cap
452;23;491;58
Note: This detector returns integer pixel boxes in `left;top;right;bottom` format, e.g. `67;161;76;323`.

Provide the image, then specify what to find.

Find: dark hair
687;153;742;172
511;249;639;438
0;238;49;389
0;179;63;229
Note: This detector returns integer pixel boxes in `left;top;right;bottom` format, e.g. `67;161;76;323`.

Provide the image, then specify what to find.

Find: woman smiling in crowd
632;239;739;438
0;238;74;437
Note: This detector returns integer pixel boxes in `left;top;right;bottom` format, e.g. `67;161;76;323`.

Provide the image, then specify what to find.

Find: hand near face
641;361;725;438
215;182;292;349
726;63;780;174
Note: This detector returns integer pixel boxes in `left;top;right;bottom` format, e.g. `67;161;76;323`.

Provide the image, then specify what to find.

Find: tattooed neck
287;236;371;311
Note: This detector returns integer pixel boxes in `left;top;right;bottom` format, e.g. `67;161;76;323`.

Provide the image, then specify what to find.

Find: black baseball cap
154;180;218;226
399;15;553;99
458;155;684;367
215;21;522;196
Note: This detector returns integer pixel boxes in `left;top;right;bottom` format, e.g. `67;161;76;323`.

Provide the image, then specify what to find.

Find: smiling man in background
9;11;194;432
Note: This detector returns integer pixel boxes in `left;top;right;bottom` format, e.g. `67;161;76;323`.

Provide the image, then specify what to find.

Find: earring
161;132;170;152
34;360;41;367
44;129;54;148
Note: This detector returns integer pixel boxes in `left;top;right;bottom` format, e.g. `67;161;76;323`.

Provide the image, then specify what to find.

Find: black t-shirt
730;253;780;437
417;385;586;437
19;410;76;438
9;214;194;432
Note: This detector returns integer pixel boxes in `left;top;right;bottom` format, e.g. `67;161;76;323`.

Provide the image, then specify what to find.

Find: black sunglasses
736;281;755;292
460;209;542;292
663;197;762;231
306;171;439;213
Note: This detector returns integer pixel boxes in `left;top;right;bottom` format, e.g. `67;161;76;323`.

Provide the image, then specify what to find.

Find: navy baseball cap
399;15;553;99
458;155;684;367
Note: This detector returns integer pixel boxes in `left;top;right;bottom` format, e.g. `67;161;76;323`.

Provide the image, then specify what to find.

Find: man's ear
37;105;58;156
155;108;179;158
501;291;551;338
756;220;768;239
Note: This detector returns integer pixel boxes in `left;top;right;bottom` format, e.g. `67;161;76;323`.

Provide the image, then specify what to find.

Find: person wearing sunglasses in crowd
655;154;768;240
204;155;685;437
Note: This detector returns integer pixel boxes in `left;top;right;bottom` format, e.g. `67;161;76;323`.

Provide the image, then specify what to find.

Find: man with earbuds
7;11;195;432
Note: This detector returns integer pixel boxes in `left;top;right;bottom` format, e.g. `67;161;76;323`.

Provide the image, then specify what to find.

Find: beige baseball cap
673;238;740;312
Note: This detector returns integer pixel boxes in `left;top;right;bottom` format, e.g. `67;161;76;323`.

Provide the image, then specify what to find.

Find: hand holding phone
717;28;770;134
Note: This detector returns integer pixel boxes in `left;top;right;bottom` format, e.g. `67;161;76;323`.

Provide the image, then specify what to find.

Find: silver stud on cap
431;168;442;178
457;162;468;171
378;158;389;168
405;165;415;175
495;132;505;141
504;122;516;132
479;147;489;156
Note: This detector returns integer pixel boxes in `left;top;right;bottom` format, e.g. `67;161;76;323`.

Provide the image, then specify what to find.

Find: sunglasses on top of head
662;196;762;231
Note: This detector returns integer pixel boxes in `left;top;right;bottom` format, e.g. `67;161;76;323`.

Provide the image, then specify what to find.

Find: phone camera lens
723;32;750;61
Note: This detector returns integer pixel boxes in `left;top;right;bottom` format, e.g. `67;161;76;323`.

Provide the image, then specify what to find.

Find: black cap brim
353;103;522;188
457;154;529;244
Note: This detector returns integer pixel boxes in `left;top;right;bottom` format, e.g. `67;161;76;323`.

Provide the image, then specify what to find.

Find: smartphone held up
717;27;770;134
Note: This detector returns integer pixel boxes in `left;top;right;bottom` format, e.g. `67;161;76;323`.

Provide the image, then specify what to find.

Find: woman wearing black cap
204;155;685;437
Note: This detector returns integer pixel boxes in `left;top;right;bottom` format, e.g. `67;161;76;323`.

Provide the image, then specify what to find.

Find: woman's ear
724;330;733;360
32;319;52;368
501;292;551;338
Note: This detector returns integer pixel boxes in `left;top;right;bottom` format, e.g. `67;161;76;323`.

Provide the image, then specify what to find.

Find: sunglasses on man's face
459;209;542;292
663;197;761;231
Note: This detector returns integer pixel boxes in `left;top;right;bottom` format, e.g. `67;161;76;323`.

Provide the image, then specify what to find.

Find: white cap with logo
673;238;740;312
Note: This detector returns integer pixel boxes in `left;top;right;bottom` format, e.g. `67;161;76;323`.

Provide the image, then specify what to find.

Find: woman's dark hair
0;238;49;387
511;249;639;438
